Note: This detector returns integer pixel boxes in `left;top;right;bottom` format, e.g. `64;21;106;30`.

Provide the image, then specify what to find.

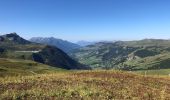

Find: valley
71;40;170;73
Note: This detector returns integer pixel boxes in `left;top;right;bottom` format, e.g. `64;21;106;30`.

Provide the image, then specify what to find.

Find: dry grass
0;70;170;100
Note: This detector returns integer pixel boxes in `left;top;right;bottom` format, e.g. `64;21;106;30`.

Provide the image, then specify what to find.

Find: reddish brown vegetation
0;71;170;100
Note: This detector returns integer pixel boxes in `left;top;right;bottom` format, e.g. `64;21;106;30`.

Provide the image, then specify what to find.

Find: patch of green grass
6;51;33;59
133;69;170;76
0;58;66;77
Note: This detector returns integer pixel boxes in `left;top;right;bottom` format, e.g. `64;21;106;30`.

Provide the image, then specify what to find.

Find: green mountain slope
119;53;170;70
0;58;65;77
71;39;170;70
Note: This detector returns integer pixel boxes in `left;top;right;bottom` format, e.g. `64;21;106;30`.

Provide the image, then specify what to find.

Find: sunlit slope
72;39;170;70
0;58;65;77
119;53;170;70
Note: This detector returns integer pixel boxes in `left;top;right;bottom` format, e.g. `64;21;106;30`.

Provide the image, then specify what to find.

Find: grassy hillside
118;53;170;70
0;70;170;99
0;58;65;77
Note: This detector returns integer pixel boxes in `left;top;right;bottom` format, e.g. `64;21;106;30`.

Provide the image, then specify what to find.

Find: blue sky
0;0;170;42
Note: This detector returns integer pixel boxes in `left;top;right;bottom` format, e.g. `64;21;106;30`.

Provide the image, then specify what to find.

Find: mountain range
76;40;113;46
30;37;81;53
1;33;170;71
0;33;89;70
76;41;97;46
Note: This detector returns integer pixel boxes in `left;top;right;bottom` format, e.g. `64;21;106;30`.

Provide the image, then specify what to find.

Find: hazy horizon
1;32;170;44
0;0;170;42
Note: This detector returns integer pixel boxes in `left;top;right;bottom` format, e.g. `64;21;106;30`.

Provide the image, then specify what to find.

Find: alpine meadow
0;0;170;100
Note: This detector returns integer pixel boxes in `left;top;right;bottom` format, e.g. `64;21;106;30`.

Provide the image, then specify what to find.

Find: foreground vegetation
0;70;170;100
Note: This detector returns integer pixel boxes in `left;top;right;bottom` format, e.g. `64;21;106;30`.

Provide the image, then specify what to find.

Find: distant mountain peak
9;32;17;35
0;33;31;44
4;32;19;37
76;41;97;46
